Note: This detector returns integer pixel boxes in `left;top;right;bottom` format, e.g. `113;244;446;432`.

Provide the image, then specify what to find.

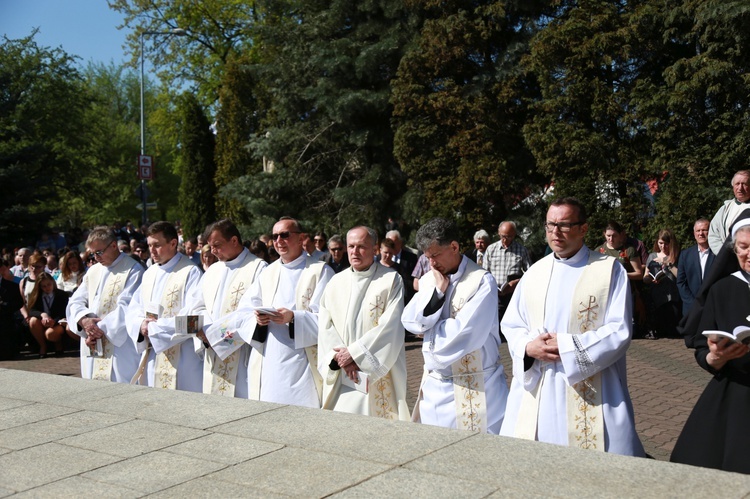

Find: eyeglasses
329;247;343;252
544;222;583;233
272;231;300;240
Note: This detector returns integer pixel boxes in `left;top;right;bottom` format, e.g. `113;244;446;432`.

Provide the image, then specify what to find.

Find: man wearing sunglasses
499;198;645;456
188;219;267;398
66;226;144;382
227;217;334;407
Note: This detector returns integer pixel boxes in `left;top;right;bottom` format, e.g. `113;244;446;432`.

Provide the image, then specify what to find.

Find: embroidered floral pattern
372;373;397;420
369;295;385;326
453;352;483;431
571;378;599;450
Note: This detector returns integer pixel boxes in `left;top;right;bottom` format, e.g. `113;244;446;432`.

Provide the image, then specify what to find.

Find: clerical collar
553;245;588;265
105;251;127;269
351;263;377;278
445;256;467;285
282;253;306;269
157;252;182;271
224;248;249;270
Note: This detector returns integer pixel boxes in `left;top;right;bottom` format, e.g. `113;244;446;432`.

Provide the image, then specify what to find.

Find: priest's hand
343;361;361;382
706;337;749;370
80;316;104;339
140;318;155;337
270;308;294;325
333;346;354;368
526;332;560;362
255;310;273;326
431;269;450;293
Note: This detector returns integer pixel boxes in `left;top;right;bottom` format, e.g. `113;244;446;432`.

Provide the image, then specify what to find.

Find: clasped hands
80;316;104;348
525;331;560;362
333;346;360;382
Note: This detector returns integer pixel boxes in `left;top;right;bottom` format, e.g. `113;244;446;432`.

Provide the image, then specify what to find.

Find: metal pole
139;33;148;228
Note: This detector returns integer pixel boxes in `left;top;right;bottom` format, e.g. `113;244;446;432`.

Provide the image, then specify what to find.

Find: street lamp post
139;28;187;227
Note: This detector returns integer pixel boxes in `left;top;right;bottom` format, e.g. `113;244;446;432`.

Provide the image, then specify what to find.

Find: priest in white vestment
126;222;204;391
66;226;144;382
402;218;508;434
185;219;267;398
499;198;645;456
318;226;410;420
223;217;334;408
708;170;750;254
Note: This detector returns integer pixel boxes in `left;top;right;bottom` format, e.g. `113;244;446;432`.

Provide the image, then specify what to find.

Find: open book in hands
703;326;750;345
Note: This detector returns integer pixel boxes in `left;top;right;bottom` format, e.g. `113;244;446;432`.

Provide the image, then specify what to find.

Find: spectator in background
184;237;201;266
118;240;132;255
27;272;70;357
301;232;327;260
411;253;431;292
46;254;60;280
677;218;715;316
200;244;218;271
642;229;682;339
0;258;24;359
465;230;490;266
131;241;149;267
249;239;271;263
379;238;397;268
323;234;349;273
84;251;96;269
19;254;47;315
314;231;328;252
56;251;84;296
37;232;56;253
11;247;31;281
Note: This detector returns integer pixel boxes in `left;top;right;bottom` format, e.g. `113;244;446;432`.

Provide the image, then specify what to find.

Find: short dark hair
549;197;588;224
147;221;178;242
278;216;302;233
204;219;242;245
604;220;624;234
415;218;459;252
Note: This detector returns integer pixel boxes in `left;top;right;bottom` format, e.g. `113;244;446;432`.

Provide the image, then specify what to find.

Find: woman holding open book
642;229;681;339
670;220;750;474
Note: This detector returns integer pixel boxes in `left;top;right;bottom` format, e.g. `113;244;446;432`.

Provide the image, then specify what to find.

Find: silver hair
498;221;517;231
348;226;378;247
327;234;344;247
86;226;117;247
385;230;402;242
473;230;490;241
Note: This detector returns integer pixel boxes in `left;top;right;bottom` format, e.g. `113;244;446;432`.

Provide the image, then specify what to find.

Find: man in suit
677;218;715;315
464;230;490;266
385;230;418;304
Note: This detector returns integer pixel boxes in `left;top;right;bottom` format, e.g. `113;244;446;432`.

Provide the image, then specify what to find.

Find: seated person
27;272;71;357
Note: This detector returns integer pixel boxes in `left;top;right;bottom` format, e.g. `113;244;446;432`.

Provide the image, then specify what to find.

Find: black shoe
644;330;657;340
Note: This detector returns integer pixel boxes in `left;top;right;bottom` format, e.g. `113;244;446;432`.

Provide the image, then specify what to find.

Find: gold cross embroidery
163;285;180;317
577;295;598;332
369;296;385;326
100;276;122;315
223;281;246;314
301;287;313;311
450;298;466;319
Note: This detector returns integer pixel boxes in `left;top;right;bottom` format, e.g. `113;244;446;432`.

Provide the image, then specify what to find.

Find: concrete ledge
1;368;748;497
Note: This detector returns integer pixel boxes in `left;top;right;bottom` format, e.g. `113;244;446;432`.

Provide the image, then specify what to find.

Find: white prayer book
255;307;280;317
175;315;204;336
340;371;369;394
703;326;750;345
204;320;244;360
145;302;162;320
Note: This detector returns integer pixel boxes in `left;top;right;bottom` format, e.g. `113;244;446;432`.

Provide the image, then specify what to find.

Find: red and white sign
137;154;154;180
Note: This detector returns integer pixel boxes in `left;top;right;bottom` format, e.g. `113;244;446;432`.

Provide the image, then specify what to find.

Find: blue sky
1;0;130;66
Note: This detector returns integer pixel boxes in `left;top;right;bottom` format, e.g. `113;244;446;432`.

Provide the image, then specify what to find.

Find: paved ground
0;336;706;461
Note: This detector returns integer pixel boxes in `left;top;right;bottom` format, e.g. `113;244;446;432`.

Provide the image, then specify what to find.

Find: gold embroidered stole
202;254;262;396
86;259;132;381
517;252;613;451
322;266;400;419
248;257;326;402
140;256;194;389
418;261;488;431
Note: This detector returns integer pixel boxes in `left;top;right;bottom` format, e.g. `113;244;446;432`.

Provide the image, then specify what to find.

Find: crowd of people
1;171;749;474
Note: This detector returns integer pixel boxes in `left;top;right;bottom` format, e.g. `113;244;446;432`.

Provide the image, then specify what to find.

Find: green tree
176;93;217;239
391;0;547;243
0;33;92;243
223;0;420;236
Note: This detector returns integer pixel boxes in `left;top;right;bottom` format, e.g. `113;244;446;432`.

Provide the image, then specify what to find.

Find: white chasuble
201;250;265;397
499;246;646;456
402;256;507;434
226;254;332;408
127;253;202;390
318;265;409;420
84;257;136;381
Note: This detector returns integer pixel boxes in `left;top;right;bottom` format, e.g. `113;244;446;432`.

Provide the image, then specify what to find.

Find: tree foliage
176;93;217;239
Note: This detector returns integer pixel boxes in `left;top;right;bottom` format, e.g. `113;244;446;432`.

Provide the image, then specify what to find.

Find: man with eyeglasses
66;226;144;382
323;235;349;273
185;219;266;398
125;221;204;391
499;198;645;456
223;217;334;407
708;170;750;254
483;221;532;327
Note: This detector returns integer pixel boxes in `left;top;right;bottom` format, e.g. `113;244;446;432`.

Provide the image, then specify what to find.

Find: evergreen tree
176;93;217;239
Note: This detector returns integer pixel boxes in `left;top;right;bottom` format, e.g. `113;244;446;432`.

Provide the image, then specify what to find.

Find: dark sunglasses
272;231;300;240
